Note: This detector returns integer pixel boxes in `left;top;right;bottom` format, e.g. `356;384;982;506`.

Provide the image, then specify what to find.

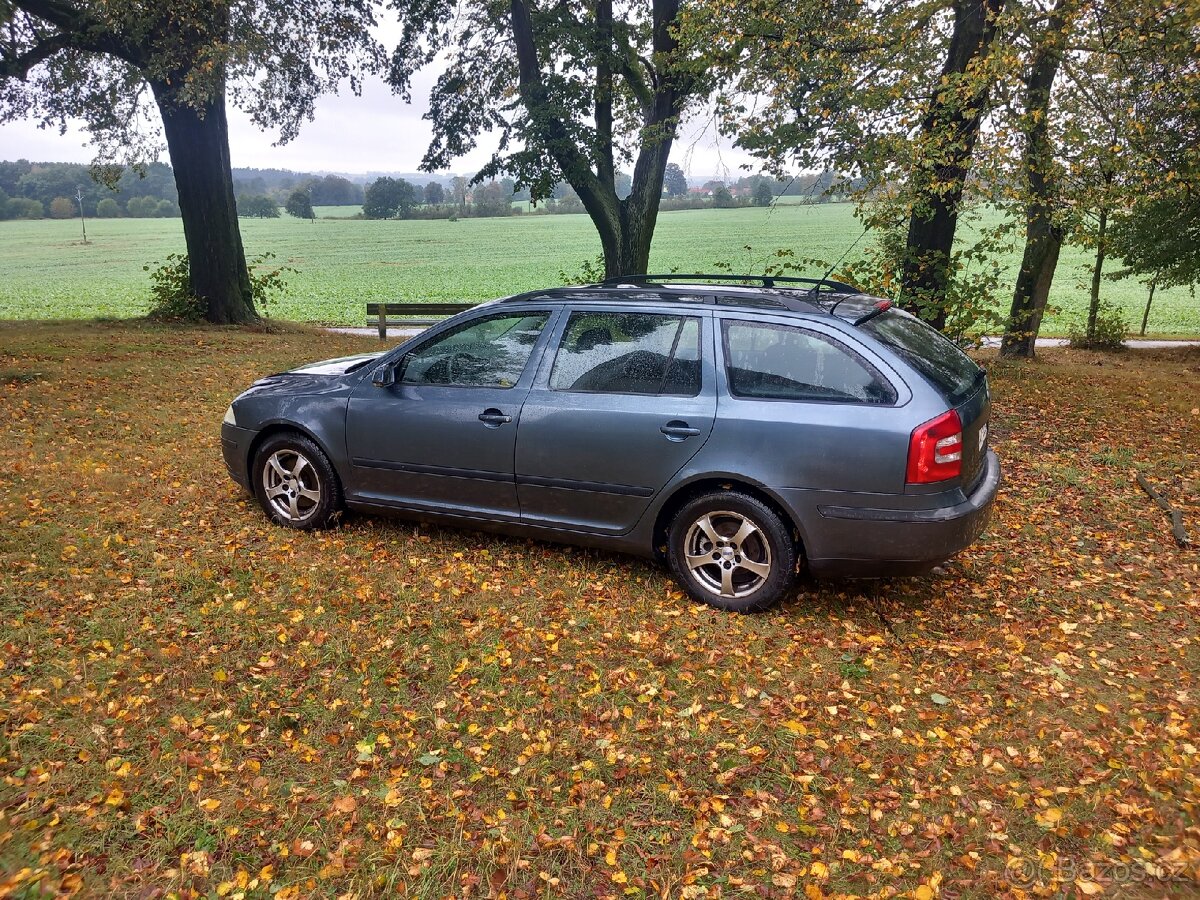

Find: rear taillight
906;410;962;484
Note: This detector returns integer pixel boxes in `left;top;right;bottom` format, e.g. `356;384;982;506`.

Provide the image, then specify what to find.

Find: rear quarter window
862;309;983;403
722;320;896;404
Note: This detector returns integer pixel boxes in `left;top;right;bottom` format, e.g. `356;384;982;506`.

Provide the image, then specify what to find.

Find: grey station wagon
221;275;1000;611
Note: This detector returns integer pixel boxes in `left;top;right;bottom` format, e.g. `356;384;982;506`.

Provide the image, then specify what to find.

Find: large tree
998;0;1200;355
663;162;688;198
689;0;1006;331
1;0;381;323
285;189;316;221
363;176;417;219
897;0;1005;331
1109;192;1200;334
388;0;705;278
998;0;1076;359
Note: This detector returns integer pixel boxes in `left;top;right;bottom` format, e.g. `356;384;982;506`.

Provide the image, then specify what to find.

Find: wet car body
222;276;1001;610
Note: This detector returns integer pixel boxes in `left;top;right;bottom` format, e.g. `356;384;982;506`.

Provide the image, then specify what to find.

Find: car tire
252;432;343;530
667;492;796;612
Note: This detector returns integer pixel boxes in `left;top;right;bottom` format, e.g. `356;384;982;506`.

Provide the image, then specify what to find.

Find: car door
345;308;555;519
710;315;912;494
515;307;717;534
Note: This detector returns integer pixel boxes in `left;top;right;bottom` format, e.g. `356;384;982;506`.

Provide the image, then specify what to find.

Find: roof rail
600;273;859;294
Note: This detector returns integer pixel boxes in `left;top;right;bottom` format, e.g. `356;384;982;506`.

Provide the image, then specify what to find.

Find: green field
1;203;1194;334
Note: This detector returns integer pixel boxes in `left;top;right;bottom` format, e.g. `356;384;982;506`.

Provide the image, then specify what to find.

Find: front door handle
661;420;701;441
478;408;512;427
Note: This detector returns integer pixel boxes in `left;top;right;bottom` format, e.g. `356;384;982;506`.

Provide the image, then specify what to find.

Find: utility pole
75;187;88;245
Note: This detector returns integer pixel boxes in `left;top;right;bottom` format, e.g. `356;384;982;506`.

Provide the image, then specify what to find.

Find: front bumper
221;422;257;491
805;449;1002;577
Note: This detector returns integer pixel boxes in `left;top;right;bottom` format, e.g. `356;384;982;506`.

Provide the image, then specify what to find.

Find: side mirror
372;362;396;387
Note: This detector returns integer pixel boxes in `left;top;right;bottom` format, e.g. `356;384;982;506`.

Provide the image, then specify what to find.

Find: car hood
284;352;385;377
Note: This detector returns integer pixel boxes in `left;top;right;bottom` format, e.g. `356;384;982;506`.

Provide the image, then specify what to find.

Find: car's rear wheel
667;492;796;612
252;433;343;530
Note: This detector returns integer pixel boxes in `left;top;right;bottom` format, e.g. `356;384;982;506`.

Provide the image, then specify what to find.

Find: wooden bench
366;302;476;339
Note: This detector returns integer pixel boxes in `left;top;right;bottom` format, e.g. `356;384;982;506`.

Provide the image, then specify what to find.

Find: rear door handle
660;420;701;440
478;408;512;427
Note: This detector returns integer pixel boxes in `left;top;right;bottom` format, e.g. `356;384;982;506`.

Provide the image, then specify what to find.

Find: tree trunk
1000;0;1070;360
899;0;1005;332
1000;226;1062;358
1085;204;1108;341
152;79;256;324
510;0;682;281
1140;278;1157;335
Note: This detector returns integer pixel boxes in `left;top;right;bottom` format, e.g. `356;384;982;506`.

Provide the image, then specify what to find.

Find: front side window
399;312;549;387
723;320;895;404
550;312;701;395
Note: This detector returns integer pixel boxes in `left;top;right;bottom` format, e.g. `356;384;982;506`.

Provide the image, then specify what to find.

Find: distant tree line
0;159;374;221
356;168;837;220
0;159;180;219
0;155;855;224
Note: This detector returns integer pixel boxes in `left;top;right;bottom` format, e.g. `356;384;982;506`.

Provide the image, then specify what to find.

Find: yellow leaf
199;798;221;812
105;787;125;806
1075;880;1104;896
213;669;228;683
810;861;829;878
913;887;934;900
1035;807;1063;828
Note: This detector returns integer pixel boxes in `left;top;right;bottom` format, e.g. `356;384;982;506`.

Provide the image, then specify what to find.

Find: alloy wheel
683;510;773;599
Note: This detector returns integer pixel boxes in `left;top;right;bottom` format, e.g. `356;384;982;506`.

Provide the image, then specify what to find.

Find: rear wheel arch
652;477;807;566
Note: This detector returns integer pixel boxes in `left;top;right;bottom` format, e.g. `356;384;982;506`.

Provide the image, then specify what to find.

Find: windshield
862;309;983;403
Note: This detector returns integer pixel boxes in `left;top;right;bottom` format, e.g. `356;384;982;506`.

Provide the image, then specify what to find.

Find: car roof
492;274;893;325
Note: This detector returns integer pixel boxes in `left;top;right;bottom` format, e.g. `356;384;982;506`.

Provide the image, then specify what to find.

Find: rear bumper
806;449;1001;577
221;423;257;491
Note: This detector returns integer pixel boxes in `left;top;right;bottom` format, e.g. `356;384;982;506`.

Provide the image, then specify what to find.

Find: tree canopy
363;176;418;219
1;0;382;322
387;0;709;277
285;189;316;221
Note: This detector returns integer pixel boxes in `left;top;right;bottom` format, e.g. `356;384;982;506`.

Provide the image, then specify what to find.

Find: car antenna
813;223;872;319
811;223;871;297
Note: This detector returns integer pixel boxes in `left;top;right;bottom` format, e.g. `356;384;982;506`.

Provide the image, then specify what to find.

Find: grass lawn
0;205;1196;335
1;322;1198;898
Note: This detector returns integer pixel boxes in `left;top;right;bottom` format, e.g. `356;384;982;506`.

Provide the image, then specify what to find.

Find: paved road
977;337;1200;349
327;325;1200;349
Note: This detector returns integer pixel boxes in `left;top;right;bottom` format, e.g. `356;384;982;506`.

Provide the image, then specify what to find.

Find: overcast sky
0;64;759;181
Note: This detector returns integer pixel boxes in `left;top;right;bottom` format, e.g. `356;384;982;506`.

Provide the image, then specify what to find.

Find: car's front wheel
667;492;797;612
252;432;343;530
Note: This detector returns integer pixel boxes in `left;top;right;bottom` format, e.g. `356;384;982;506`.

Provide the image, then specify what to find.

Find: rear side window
862;309;983;403
723;321;896;404
550;312;701;395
